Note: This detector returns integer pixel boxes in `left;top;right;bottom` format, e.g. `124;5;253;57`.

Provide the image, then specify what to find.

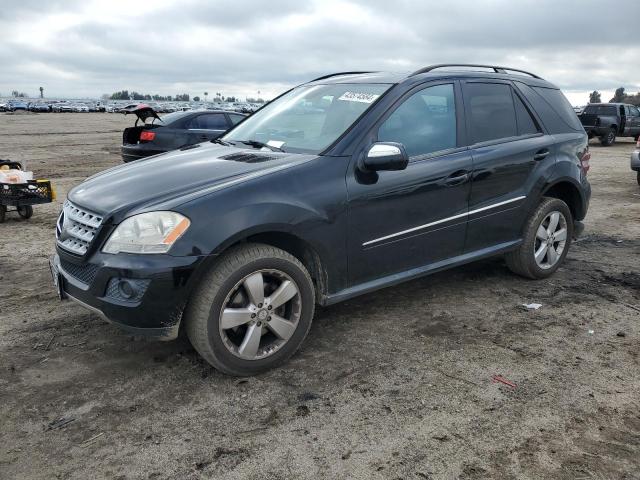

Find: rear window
228;114;245;125
532;87;584;132
583;105;617;116
157;111;191;126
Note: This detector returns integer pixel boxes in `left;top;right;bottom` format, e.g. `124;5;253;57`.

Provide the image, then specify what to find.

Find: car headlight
102;211;190;254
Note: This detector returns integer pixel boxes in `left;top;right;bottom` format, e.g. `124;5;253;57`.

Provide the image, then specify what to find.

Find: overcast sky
1;0;639;105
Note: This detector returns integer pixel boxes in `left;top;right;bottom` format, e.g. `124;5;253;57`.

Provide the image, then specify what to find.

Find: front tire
185;243;315;376
637;171;640;186
505;198;573;279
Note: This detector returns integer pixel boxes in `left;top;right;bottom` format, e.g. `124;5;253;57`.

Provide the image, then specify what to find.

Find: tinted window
228;114;245;125
583;105;617;116
533;87;584;131
378;84;456;157
158;111;192;126
465;83;517;143
190;114;227;130
514;93;540;136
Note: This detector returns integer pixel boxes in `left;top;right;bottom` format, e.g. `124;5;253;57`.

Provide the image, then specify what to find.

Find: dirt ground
0;112;639;480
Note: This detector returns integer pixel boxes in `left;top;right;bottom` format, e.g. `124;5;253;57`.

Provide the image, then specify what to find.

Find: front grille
60;259;100;285
56;201;103;256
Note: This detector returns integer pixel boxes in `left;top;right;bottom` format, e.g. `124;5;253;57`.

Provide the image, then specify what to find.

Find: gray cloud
0;0;638;103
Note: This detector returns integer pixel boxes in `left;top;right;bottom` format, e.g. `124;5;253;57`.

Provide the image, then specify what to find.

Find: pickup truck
579;103;640;146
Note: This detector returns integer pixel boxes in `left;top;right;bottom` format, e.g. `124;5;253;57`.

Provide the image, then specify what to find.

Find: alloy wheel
533;211;568;269
219;269;301;360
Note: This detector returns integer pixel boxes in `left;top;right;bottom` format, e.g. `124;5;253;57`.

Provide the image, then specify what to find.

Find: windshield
223;83;390;153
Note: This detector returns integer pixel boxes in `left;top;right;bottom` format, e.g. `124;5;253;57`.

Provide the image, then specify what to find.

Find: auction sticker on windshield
338;92;380;103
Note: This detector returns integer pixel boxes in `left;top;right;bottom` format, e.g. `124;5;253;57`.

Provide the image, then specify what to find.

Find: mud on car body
52;64;591;375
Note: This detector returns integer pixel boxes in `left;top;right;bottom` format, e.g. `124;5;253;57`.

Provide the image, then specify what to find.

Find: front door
346;82;472;286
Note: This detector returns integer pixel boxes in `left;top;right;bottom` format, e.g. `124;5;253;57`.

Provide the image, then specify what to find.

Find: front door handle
443;171;470;186
534;148;550;161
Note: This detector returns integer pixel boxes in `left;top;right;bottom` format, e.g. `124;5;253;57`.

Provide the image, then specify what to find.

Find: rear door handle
443;171;470;186
534;148;550;161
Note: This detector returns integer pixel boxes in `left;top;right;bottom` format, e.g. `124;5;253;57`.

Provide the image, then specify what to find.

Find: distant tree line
109;90;192;102
106;90;264;103
588;88;640;106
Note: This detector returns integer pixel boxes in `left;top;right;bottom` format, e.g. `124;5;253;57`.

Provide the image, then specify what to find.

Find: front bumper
52;249;209;340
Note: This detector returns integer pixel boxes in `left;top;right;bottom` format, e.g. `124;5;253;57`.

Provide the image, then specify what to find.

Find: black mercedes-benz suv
51;64;591;376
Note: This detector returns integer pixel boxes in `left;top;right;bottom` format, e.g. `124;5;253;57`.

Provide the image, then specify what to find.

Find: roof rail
307;71;374;83
409;64;541;79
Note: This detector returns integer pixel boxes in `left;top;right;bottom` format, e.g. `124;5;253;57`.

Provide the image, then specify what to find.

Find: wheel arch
541;179;585;220
201;226;330;302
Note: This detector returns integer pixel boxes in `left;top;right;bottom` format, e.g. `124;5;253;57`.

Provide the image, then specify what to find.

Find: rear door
462;80;555;253
185;113;229;143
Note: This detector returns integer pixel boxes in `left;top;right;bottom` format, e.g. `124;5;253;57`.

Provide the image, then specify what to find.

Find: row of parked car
0;99;263;114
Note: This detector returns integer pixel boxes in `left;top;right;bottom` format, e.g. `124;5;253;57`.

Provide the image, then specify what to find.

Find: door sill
320;239;521;306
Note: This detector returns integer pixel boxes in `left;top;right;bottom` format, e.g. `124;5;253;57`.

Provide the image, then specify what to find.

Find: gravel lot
0;112;639;480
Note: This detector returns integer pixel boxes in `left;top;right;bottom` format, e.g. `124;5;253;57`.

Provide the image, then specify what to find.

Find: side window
464;83;517;143
630;106;640;117
228;114;245;125
378;83;456;158
513;93;541;136
189;114;227;130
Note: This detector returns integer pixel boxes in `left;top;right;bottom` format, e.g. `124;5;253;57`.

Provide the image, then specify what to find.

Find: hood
121;104;161;124
68;142;314;219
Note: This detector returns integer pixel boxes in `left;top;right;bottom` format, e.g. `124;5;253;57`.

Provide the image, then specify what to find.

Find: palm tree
39;87;44;98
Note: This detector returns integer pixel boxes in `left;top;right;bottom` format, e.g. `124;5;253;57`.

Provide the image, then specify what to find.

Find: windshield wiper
236;139;285;152
211;138;233;146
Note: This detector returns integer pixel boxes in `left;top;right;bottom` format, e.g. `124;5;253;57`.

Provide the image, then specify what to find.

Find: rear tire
0;205;5;223
637;171;640;186
185;243;315;376
17;205;33;219
600;128;616;146
505;198;573;279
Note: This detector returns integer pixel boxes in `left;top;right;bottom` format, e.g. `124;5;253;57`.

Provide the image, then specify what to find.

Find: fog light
118;280;136;299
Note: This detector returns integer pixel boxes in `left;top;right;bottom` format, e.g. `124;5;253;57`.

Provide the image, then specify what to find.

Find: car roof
306;64;558;89
587;102;634;107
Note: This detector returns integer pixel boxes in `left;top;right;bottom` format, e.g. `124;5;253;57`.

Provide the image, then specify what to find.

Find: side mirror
361;142;409;172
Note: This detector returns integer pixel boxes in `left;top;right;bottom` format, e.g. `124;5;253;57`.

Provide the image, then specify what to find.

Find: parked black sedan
121;104;246;162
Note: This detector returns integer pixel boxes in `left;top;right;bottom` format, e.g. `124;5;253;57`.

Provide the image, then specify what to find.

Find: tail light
636;138;640;149
580;149;591;175
140;130;156;142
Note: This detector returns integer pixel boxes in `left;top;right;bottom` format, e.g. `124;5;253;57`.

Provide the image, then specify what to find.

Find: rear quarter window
532;87;584;132
514;82;583;134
